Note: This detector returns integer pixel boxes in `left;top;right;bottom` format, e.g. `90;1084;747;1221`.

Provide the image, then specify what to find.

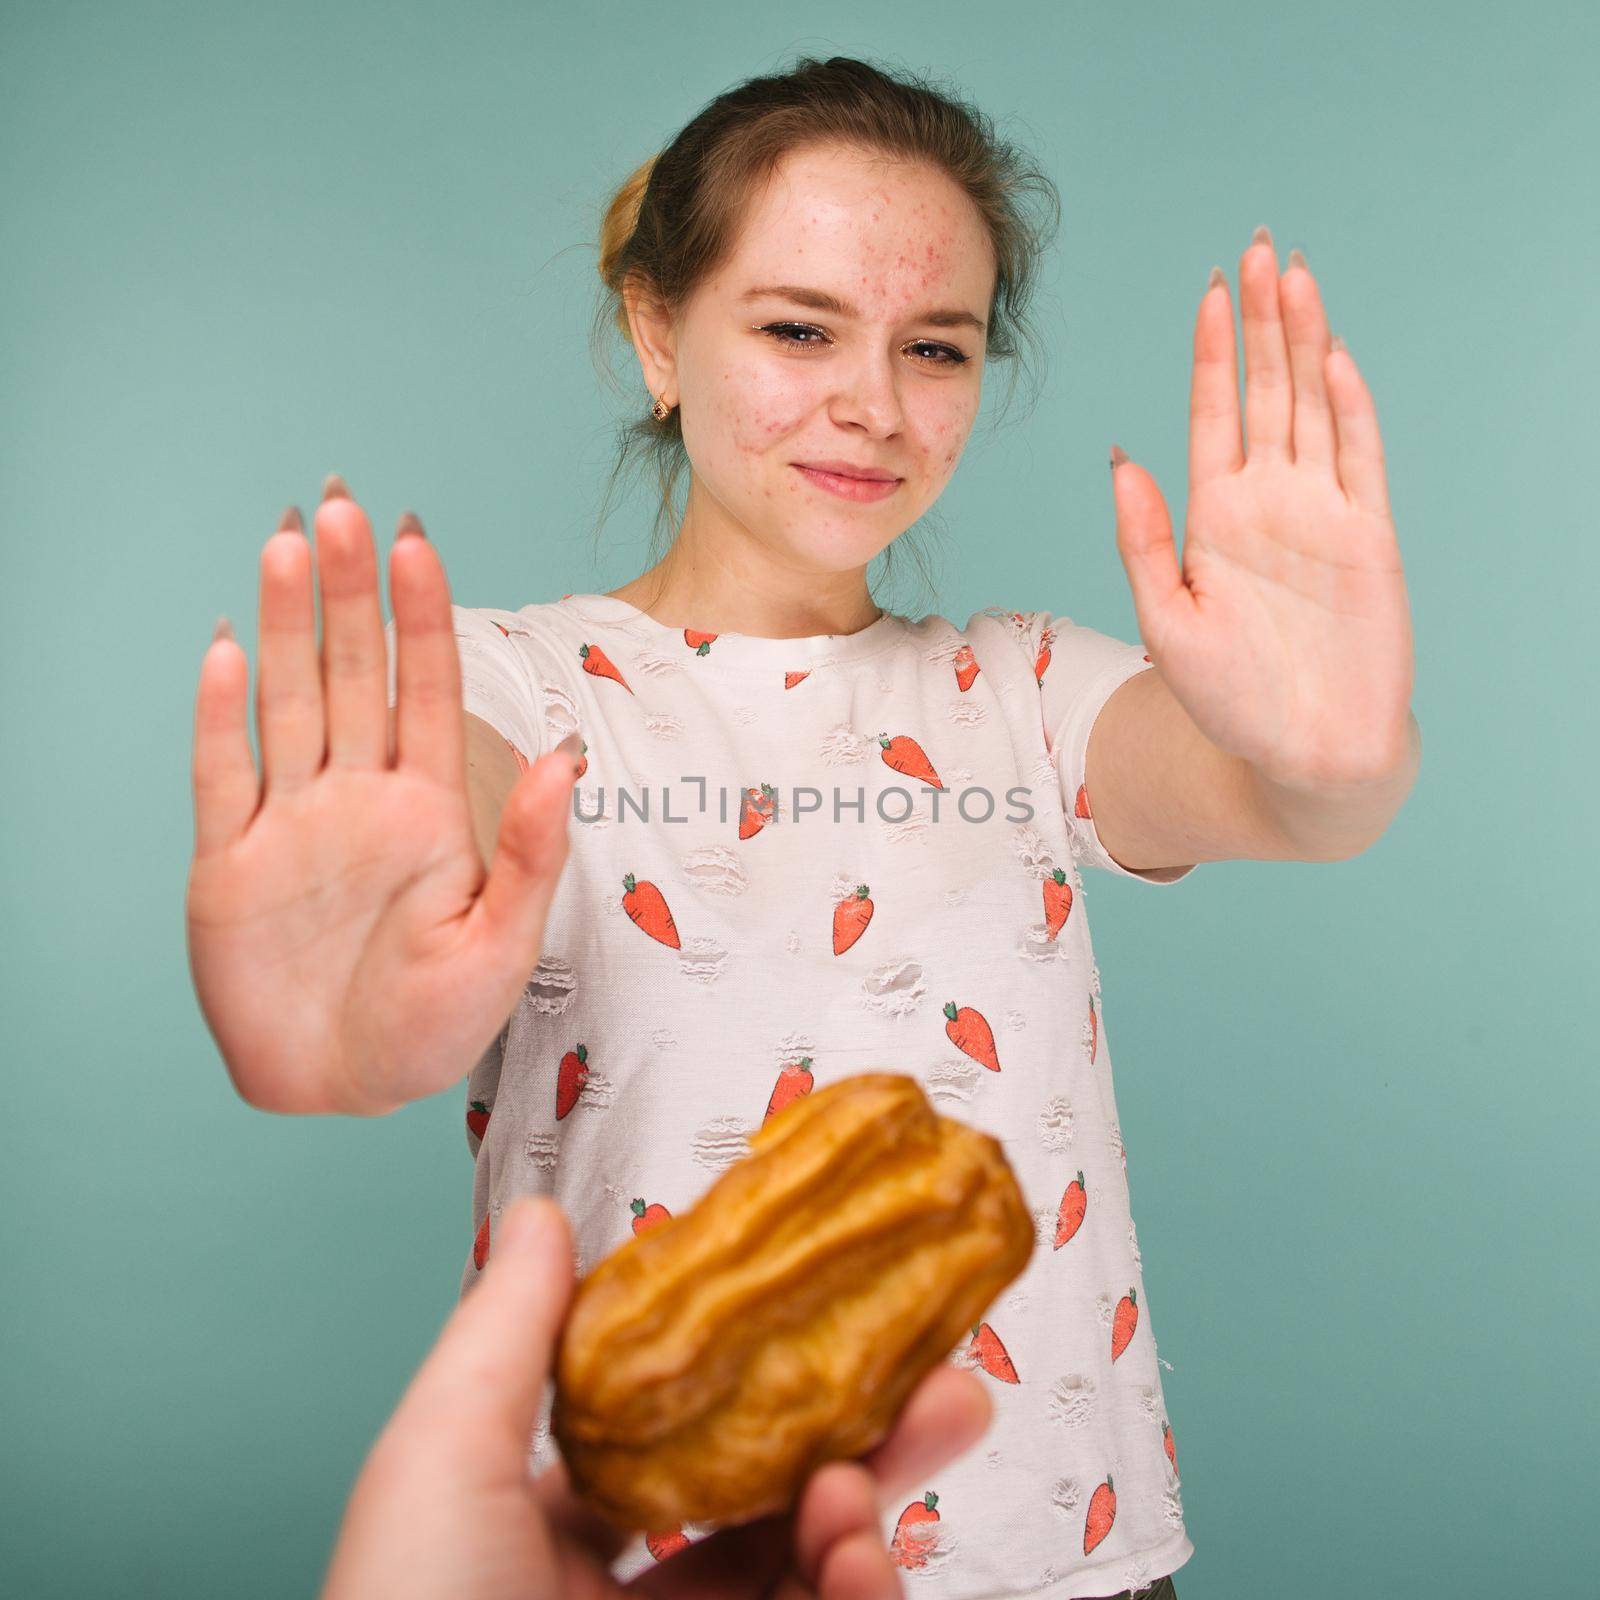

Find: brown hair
588;53;1061;616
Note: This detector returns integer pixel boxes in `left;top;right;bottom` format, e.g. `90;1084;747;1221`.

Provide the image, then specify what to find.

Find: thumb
469;741;582;982
400;1196;577;1444
1109;446;1188;644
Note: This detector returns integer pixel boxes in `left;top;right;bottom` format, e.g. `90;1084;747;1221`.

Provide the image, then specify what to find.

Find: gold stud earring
650;393;673;422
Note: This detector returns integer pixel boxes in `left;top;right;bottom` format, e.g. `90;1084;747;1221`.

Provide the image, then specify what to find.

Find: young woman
188;54;1416;1600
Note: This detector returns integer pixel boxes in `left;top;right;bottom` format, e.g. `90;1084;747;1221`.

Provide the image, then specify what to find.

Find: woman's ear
622;272;678;406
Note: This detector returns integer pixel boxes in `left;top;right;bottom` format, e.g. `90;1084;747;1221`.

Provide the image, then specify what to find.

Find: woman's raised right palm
186;478;579;1116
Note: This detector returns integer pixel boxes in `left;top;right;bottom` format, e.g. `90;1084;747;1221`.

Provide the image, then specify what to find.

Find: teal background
4;1;1595;1594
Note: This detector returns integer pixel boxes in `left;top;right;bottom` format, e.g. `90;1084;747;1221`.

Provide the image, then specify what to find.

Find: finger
1325;339;1391;520
858;1364;993;1513
316;489;389;770
256;505;324;796
1239;224;1292;465
812;1528;902;1600
791;1461;888;1595
530;1452;636;1566
1188;265;1243;491
464;745;581;977
191;616;261;857
1281;249;1339;474
384;517;477;790
393;1196;575;1448
628;1509;794;1600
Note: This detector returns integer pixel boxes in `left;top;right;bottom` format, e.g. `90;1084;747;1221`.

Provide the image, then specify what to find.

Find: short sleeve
384;604;548;768
1019;609;1196;887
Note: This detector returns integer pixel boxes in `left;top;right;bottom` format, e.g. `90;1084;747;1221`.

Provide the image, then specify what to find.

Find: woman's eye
758;323;968;366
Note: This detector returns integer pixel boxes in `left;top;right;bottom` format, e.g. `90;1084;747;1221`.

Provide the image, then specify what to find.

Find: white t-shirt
385;591;1197;1599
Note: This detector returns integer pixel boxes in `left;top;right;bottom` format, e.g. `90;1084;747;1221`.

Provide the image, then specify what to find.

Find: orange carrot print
466;1099;491;1141
631;1197;672;1235
784;669;810;689
1163;1422;1178;1475
646;1528;690;1561
944;1000;1000;1072
684;629;716;655
738;783;777;840
1111;1288;1138;1361
1074;782;1093;820
1043;867;1073;939
967;1321;1019;1383
889;1491;940;1570
953;643;979;692
578;642;633;694
556;1042;588;1120
472;1212;490;1272
622;873;681;949
573;739;587;779
1055;1170;1086;1248
764;1057;814;1123
877;731;944;790
1083;1475;1116;1555
1034;625;1054;683
832;885;874;954
1088;995;1099;1065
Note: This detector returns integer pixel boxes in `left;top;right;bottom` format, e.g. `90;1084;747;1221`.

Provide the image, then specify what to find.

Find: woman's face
638;143;995;579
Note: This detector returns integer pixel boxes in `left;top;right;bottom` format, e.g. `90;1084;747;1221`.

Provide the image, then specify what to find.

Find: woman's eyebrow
737;283;986;334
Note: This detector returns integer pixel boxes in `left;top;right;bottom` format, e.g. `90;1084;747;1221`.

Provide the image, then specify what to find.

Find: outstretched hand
322;1196;995;1600
1109;224;1415;794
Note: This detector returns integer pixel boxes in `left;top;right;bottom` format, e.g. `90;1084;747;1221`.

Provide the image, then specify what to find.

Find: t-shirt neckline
554;592;908;671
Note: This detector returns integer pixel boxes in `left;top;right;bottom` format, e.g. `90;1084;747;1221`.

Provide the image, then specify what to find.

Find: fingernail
556;731;584;769
396;509;426;540
1251;224;1273;249
322;472;351;503
1109;444;1128;471
1207;264;1226;293
213;615;235;644
278;505;304;534
1330;333;1346;354
1288;247;1308;272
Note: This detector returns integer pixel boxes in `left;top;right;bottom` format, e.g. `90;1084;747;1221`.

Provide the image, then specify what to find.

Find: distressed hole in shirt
1128;1217;1143;1269
1003;1283;1029;1316
631;648;686;679
1029;1205;1062;1253
1088;960;1103;1001
1108;1123;1127;1172
1046;1373;1098;1429
924;1057;982;1106
1161;1486;1186;1526
947;699;987;729
983;1447;1003;1470
1049;1476;1083;1518
1019;922;1072;965
541;683;580;737
1134;1383;1163;1428
1004;1007;1027;1033
1011;823;1055;876
568;1072;616;1113
860;957;926;1020
683;846;749;897
1037;1095;1075;1152
649;1027;678;1051
677;935;729;985
519;957;577;1016
878;811;930;847
784;929;803;954
643;711;688;741
574;788;614;830
692;1115;752;1173
1093;1291;1119;1332
888;1516;956;1574
944;884;968;907
730;703;760;726
1027;752;1057;790
873;677;896;696
524;1131;559;1172
818;724;875;765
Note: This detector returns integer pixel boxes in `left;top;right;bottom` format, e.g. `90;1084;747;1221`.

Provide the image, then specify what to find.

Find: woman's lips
792;464;902;502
